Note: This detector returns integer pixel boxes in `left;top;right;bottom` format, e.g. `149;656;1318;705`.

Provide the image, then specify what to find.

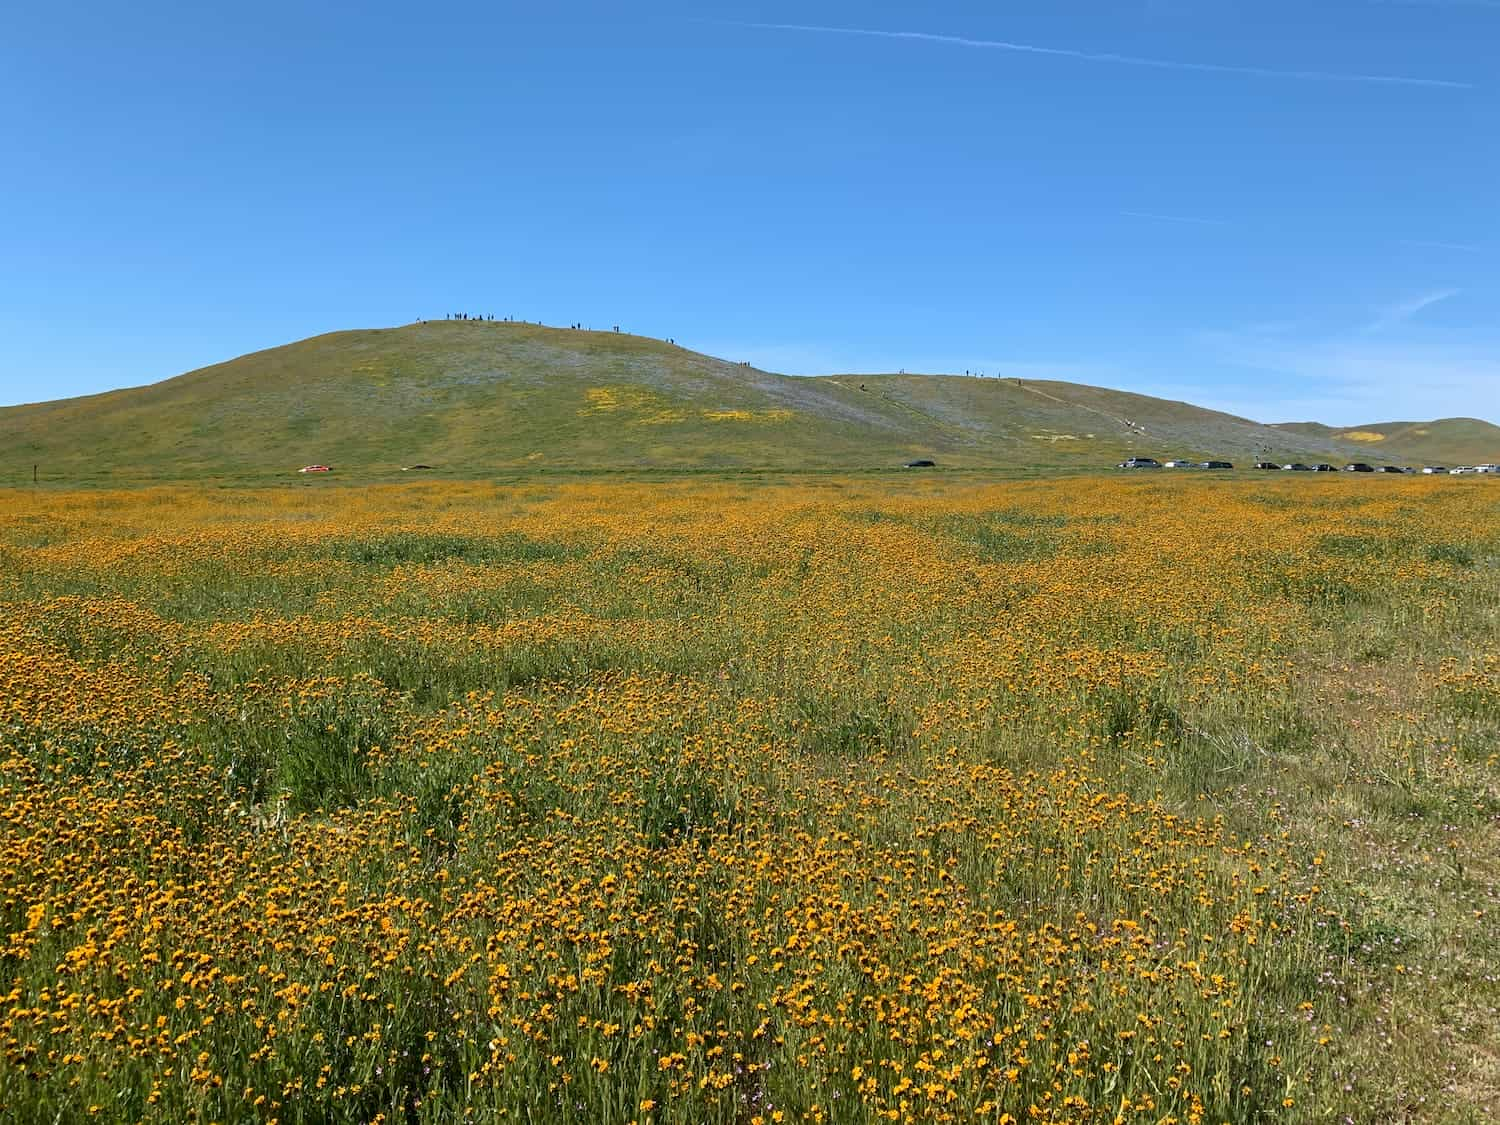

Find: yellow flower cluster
0;475;1493;1122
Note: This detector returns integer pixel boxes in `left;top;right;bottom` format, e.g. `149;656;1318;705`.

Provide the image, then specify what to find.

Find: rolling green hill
4;320;1496;482
1273;419;1500;467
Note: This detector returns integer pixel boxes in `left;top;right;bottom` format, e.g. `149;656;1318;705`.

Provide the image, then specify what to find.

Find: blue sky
3;0;1496;423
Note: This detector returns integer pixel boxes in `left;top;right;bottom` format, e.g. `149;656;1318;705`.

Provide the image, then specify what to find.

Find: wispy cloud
1366;288;1461;331
1120;210;1227;227
1201;320;1499;423
1400;238;1483;253
724;21;1473;89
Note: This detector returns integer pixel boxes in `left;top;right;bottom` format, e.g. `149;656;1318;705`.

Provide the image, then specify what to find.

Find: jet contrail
1373;0;1500;9
1121;211;1228;227
1400;239;1482;253
727;21;1472;90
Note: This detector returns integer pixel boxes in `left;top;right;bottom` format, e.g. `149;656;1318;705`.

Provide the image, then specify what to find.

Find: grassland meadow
0;474;1496;1123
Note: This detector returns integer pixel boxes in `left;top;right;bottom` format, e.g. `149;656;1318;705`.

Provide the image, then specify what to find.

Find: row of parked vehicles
1118;457;1499;474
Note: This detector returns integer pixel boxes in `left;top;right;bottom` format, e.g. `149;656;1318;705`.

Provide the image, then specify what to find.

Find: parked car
1311;463;1335;472
903;459;936;468
1421;466;1447;474
1450;466;1478;475
1477;464;1499;474
1199;460;1234;470
1282;463;1312;471
1163;459;1197;468
1378;466;1406;474
1253;462;1280;470
1118;457;1162;469
1343;463;1374;472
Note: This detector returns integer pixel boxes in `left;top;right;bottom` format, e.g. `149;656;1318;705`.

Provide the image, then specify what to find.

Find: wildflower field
1;475;1496;1123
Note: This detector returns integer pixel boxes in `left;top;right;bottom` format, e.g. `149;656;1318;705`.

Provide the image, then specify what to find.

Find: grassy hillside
1274;418;1500;466
4;320;1494;482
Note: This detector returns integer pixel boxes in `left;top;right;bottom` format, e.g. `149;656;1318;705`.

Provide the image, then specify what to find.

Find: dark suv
1118;457;1162;469
1343;463;1374;472
1200;460;1234;470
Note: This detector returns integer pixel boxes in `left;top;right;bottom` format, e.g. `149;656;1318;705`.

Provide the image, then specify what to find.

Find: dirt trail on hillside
1015;381;1144;433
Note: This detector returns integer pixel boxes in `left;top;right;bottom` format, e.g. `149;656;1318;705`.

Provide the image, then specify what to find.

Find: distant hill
1273;419;1500;467
3;321;1496;483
